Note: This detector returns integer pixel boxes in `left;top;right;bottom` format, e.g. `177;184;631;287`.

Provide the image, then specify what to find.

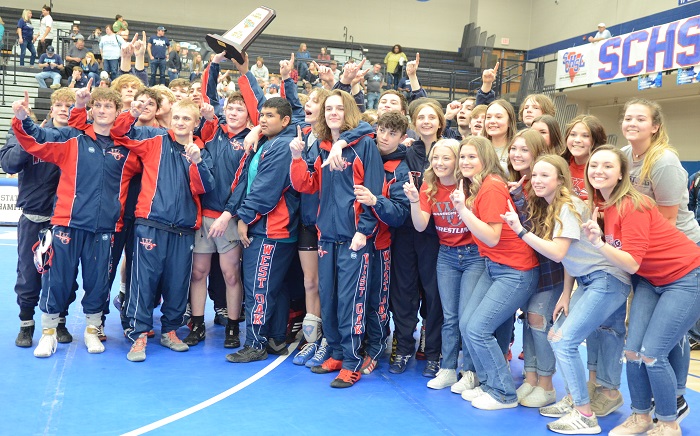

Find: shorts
297;223;319;251
193;216;240;254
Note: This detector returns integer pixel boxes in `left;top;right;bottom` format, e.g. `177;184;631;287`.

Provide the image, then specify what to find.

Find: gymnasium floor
0;227;699;436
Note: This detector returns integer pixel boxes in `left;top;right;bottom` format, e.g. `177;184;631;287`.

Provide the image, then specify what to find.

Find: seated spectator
265;83;280;99
190;53;204;82
80;52;100;84
68;66;88;88
397;75;411;99
250;56;269;82
329;60;340;82
296;43;311;81
35;46;64;89
68;24;83;41
317;47;331;61
63;36;88;79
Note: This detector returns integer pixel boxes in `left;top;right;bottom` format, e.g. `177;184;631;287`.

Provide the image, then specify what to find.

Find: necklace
633;148;648;159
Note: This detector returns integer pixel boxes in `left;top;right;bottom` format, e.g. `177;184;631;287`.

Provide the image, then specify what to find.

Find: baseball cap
46;46;55;53
598;22;606;27
157;26;167;32
269;84;279;90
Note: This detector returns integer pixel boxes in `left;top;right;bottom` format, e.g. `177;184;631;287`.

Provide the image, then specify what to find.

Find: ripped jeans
625;268;700;422
584;300;627;389
549;271;630;406
523;284;563;376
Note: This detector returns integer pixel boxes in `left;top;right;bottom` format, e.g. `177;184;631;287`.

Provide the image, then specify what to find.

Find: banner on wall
556;15;700;89
638;73;663;90
677;66;700;84
0;178;21;225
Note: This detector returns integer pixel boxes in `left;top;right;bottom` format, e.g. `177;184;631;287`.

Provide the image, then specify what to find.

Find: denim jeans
549;271;629;406
625;268;700;422
103;59;119;80
168;69;179;84
35;71;62;88
523;285;563;376
465;259;539;404
436;244;485;370
366;92;380;110
150;58;167;86
19;40;37;66
584;300;627;389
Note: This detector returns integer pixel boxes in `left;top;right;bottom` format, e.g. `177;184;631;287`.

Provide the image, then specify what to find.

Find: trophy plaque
206;6;276;64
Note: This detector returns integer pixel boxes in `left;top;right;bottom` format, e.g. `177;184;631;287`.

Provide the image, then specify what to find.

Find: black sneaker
415;324;426;360
56;322;73;343
389;336;397;364
389;354;411;374
183;323;206;346
677;395;689;423
690;337;700;351
16;321;35;348
213;308;228;326
224;323;240;349
422;360;440;378
266;338;289;355
226;345;268;363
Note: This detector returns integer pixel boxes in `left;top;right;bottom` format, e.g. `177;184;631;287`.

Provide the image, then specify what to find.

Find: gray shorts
193;215;240;254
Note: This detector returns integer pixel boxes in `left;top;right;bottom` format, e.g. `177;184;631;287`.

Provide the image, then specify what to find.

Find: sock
227;318;237;327
191;315;204;325
19;308;35;321
120;282;126;294
579;410;593;417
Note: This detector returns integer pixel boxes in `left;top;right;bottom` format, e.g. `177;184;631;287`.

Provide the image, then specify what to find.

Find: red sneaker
310;357;343;374
331;369;361;388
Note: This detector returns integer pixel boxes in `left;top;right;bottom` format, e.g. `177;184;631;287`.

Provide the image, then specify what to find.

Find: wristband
517;228;528;239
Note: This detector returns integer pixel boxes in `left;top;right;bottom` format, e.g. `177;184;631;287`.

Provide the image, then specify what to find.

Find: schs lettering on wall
556;15;700;88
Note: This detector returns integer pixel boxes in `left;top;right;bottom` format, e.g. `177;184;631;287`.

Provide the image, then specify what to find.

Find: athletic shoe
330;369;361;388
518;350;524;360
389;336;397;364
305;338;330;368
520;387;556;408
127;333;148;362
286;309;304;343
56;321;73;343
213;307;228;326
590;388;623;417
113;292;124;311
84;325;105;354
608;413;654;436
226;345;268;363
360;355;378;375
183;323;205;346
690;337;700;351
547;408;601;435
451;370;479;394
461;386;485;402
311;357;343;374
422;360;440;378
427;368;458;390
293;341;318;366
472;392;518;410
389;354;411;374
182;303;191;328
16;321;35;348
224;323;240;349
50;83;61;89
540;395;574;418
676;396;689;423
647;422;682;436
516;381;535;402
266;338;289;355
95;324;107;342
587;381;598;402
160;330;189;352
34;328;57;358
415;324;426;360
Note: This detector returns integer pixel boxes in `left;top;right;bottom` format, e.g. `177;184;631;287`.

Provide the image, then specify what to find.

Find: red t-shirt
419;181;473;247
569;157;588;200
472;176;538;270
604;197;700;286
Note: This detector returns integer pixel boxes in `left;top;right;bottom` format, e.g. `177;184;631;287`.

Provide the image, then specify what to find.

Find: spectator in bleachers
588;22;611;43
87;27;102;42
35;45;63;89
190;52;204;82
265;83;280;100
113;15;129;38
37;5;54;56
17;10;37;66
250;56;269;82
62;36;88;79
179;45;192;78
329;60;340;82
167;42;182;84
317;47;331;61
296;42;311;82
80;51;100;84
384;44;408;90
68;66;88;88
100;25;124;80
365;64;385;110
147;26;170;86
68;24;83;41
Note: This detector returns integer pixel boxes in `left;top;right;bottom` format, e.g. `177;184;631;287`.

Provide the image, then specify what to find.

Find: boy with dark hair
132;88;162;127
11;87;141;358
0;88;79;347
110;98;216;362
354;111;411;373
225;97;300;363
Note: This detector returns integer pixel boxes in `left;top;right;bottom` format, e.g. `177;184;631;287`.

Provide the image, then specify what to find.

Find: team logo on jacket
88;147;95;153
32;156;45;165
107;149;124;161
317;245;328;258
55;231;71;245
139;238;157;251
604;235;622;249
230;139;244;151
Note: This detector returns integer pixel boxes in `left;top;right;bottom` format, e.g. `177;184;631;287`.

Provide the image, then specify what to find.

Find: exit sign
501;37;510;45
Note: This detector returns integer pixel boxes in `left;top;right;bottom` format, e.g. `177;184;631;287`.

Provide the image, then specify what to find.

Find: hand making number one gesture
500;200;524;234
289;125;305;159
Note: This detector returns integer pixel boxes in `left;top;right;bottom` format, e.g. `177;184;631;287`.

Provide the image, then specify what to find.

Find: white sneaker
461;386;485;402
472;392;518;410
521;386;556;408
34;328;58;358
84;325;105;354
516;381;535;402
451;370;479;394
427;368;457;390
